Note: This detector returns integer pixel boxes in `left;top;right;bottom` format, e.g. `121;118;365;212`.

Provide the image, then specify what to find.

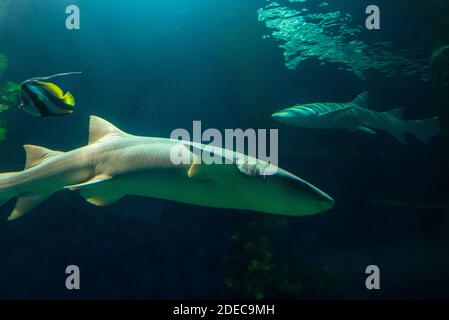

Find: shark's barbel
272;92;440;144
0;116;334;221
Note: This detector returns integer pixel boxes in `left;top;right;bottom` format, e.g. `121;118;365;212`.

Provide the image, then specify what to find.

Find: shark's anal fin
24;145;63;170
7;191;55;221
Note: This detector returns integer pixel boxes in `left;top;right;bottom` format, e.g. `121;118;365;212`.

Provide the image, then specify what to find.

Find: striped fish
19;72;81;117
272;92;440;144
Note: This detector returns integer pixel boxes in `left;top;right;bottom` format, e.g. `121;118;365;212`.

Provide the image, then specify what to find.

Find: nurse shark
272;92;440;144
0;116;334;221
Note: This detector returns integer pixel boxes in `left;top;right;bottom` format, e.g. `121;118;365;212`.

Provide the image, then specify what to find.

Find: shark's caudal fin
385;128;407;144
406;117;440;144
0;145;64;221
0;173;17;209
383;116;440;144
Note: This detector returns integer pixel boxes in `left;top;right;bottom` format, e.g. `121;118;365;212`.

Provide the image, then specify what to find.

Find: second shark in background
272;92;440;144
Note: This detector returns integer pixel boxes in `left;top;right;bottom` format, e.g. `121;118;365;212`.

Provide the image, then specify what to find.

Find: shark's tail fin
384;128;407;144
406;117;440;144
0;173;18;209
1;145;64;221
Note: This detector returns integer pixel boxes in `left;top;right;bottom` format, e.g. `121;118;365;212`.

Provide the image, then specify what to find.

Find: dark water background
0;0;448;299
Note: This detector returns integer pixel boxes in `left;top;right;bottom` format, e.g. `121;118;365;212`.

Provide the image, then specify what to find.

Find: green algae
222;215;342;299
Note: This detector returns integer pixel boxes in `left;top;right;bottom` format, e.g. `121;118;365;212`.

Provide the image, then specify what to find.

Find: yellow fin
84;194;121;207
65;175;122;207
188;163;199;178
23;145;63;170
187;152;202;178
63;91;75;106
38;81;64;98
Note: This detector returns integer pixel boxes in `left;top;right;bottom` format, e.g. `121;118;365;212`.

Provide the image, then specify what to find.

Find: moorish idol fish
19;71;82;117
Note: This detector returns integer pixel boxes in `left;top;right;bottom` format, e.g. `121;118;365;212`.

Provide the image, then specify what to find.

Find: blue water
0;0;448;299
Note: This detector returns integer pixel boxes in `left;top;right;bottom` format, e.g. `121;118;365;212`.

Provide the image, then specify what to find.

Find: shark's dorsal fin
352;92;369;108
89;116;127;145
24;145;63;170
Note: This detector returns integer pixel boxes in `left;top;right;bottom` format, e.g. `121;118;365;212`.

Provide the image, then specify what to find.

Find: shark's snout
273;170;335;216
272;107;316;125
318;192;336;213
272;111;289;118
308;186;335;214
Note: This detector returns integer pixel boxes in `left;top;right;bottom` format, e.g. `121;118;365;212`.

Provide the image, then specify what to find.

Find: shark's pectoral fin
187;163;217;183
188;162;200;178
7;190;55;221
357;126;377;135
184;144;233;181
65;174;112;190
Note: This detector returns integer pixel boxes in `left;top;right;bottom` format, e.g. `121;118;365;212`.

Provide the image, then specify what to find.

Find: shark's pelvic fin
357;126;377;135
89;116;127;145
24;145;63;170
352;92;369;108
65;174;121;207
65;174;112;191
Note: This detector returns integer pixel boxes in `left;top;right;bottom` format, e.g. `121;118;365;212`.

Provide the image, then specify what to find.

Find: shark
272;92;440;144
0;116;335;221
